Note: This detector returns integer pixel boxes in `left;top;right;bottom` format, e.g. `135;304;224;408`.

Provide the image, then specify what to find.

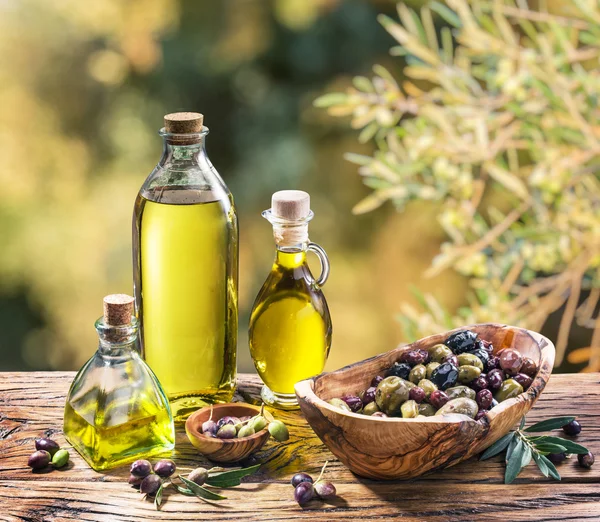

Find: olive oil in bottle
249;191;332;409
133;113;238;421
64;295;175;471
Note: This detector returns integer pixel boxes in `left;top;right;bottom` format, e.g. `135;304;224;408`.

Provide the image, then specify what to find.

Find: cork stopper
103;294;134;326
271;190;311;220
164;112;204;133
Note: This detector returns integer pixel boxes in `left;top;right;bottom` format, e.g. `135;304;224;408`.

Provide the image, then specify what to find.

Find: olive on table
385;362;412;380
486;369;504;391
268;420;290;441
499;349;523;376
445;386;476;401
35;438;60;457
291;472;313;487
28;450;51;470
429;390;450;410
445;330;478;354
436;398;479;419
426;362;440;378
362;402;380;416
547;452;567;464
512;373;533;390
314;481;336;499
130;459;153;478
362;386;377;405
409;364;427;384
578;452;594;469
457;353;484;371
128;474;143;487
563;419;582;436
470;375;488;393
494;378;524;402
520;357;538;377
401;400;419;418
140;474;162;496
188;467;209;485
375;376;414;416
51;449;69;468
430;362;459;390
418;403;436;417
341;395;363;413
476;389;493;410
409;386;426;404
328;398;351;412
458;365;481;384
430;344;453;363
294;482;315;505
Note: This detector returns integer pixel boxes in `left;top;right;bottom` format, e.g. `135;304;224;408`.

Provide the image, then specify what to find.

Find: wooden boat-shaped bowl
295;324;555;480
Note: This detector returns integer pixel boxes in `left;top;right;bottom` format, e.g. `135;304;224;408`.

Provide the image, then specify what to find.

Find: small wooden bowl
185;403;274;463
295;323;555;480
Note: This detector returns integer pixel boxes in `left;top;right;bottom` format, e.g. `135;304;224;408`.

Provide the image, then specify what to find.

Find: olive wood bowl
295;323;555;480
185;403;274;463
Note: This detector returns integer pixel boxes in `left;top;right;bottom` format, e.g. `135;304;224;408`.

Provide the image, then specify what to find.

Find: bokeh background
0;0;589;374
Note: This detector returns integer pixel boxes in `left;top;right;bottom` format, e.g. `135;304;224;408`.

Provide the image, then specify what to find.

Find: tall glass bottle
64;294;175;471
133;112;238;422
249;190;332;409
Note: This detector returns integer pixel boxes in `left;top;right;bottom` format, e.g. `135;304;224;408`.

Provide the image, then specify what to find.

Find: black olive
468;347;490;368
384;362;412;380
445;330;478;354
430;362;459;390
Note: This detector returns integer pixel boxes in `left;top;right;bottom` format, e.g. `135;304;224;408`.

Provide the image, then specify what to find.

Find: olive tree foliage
315;0;600;369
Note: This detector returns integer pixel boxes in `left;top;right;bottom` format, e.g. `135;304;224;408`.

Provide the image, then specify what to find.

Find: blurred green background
0;0;584;373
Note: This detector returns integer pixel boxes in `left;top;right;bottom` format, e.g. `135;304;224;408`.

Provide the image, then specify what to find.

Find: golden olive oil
64;397;174;471
249;250;332;397
134;189;238;421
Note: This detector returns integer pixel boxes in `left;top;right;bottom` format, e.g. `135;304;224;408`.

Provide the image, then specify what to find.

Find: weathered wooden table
1;372;598;521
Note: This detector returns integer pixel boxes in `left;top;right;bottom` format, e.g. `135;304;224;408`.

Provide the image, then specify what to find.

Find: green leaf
154;484;163;510
205;464;261;488
504;438;525;484
540;456;561;481
313;92;347;108
519;417;526;430
352;76;373;93
537;436;590;454
506;435;519;463
344;153;372;166
534;442;568;454
178;475;227;501
429;1;461;28
175;485;197;496
480;432;514;460
533;452;549;478
524;417;575;433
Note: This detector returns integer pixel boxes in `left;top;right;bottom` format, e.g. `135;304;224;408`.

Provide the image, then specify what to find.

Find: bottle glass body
63;318;175;471
249;215;331;409
133;128;238;421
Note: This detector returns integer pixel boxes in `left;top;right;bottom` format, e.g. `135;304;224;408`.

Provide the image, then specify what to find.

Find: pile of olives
291;462;337;505
201;405;289;442
129;459;177;496
327;330;538;421
27;437;70;471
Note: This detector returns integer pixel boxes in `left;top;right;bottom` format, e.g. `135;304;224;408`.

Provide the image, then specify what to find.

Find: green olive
268;420;290;441
494;378;524;402
362;402;380;416
237;425;255;438
328;398;351;412
401;400;419;418
430;344;453;363
436;398;479;419
409;364;427;384
252;415;268;431
426;362;440;378
51;449;69;468
458;365;482;384
457;353;484;371
445;385;476;401
375;376;413;416
417;378;438;398
418;403;436;417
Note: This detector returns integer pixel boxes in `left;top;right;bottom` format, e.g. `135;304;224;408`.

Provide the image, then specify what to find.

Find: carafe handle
308;242;330;287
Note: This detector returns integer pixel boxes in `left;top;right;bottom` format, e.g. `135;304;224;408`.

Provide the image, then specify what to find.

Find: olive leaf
480;432;514;460
537;436;589;454
504;438;524;484
540;456;561;481
532;452;549;478
534;442;568;454
179;475;227;501
523;417;575;433
205;463;261;488
154;484;163;510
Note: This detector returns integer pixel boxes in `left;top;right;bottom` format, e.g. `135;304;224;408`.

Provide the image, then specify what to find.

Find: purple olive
443;354;459;368
547;452;567;464
520;357;538;377
188;467;209;485
429;390;449;410
479;339;494;354
486;356;500;372
578;451;594;469
202;419;218;435
562;420;582;436
408;386;426;404
294;481;314;505
154;459;176;478
499;349;523;376
130;459;152;478
362;387;377;405
128;474;143;487
371;375;384;387
291;472;313;487
474;409;488;421
314;481;336;499
217;416;240;430
35;438;60;457
341;395;363;413
400;349;429;366
140;474;162;496
28;450;51;470
512;373;533;390
470;376;488;393
476;389;493;410
486;369;504;391
371;411;388;418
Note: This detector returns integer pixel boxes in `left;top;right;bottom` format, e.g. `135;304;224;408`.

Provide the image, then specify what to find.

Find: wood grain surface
1;372;599;521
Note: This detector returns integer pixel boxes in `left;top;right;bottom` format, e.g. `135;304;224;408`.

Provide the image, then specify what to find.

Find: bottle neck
158;137;207;169
276;248;307;269
95;317;139;356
